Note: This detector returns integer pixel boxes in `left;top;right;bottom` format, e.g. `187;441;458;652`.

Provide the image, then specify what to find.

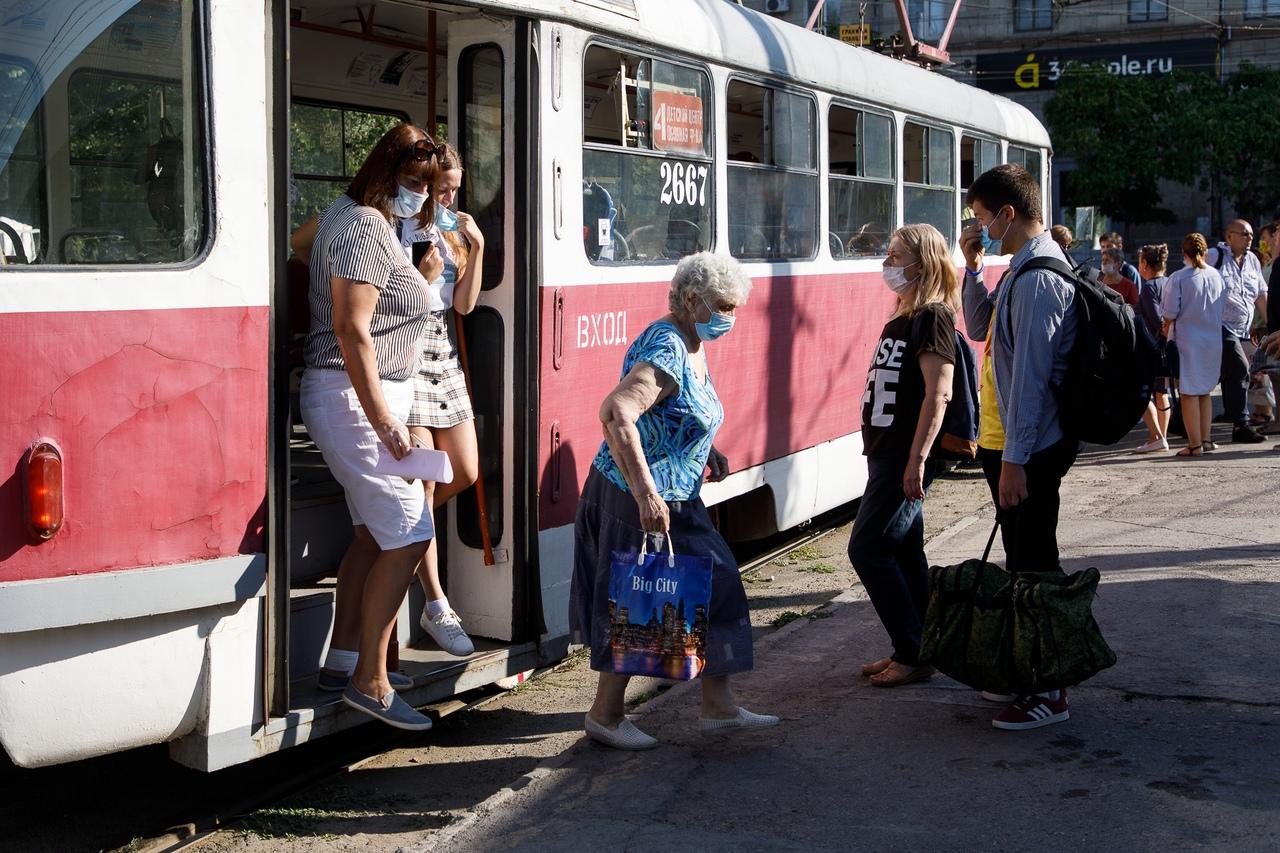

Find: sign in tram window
1007;145;1043;186
961;135;1000;189
829;105;894;258
291;103;407;230
902;121;956;246
0;0;207;266
582;46;712;265
726;80;818;261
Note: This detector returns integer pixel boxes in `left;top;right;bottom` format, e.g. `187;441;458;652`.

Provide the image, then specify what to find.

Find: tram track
116;506;860;853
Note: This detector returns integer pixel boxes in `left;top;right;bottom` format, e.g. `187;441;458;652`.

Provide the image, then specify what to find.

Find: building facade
741;0;1280;248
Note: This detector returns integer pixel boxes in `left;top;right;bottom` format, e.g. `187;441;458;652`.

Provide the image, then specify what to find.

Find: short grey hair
1101;247;1125;264
668;252;753;314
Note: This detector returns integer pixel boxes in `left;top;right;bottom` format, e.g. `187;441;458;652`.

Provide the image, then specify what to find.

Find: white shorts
300;368;434;550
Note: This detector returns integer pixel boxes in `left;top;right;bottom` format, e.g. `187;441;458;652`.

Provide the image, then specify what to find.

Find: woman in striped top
299;124;444;731
397;144;486;657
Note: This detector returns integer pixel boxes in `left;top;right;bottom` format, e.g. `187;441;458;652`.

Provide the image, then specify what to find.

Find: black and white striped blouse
304;195;433;381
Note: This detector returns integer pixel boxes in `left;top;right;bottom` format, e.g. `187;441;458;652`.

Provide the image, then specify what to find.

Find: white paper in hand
374;446;454;484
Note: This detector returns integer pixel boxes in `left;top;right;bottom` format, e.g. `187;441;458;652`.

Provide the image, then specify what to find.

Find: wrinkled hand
418;244;444;281
1263;330;1280;359
903;459;927;501
998;461;1028;509
456;211;484;249
705;446;730;482
375;417;413;460
959;222;986;272
635;491;670;534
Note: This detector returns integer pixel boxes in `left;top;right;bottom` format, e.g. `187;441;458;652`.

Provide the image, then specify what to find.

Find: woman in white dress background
1160;232;1225;457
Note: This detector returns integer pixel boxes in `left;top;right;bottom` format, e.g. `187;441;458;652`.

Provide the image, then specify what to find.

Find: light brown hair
1182;232;1208;269
1139;244;1168;275
891;223;960;319
414;143;470;276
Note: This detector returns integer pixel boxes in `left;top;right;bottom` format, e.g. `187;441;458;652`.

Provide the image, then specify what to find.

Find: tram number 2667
658;161;709;207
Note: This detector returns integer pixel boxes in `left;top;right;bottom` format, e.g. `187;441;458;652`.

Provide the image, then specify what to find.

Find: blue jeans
847;455;935;666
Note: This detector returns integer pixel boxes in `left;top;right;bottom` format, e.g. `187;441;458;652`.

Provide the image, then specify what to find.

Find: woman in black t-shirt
849;223;959;687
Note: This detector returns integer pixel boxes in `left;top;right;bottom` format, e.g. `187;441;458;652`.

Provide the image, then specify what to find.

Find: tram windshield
0;0;206;266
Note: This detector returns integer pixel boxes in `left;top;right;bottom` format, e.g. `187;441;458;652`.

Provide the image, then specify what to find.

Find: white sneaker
420;608;475;657
1133;437;1169;454
584;714;658;750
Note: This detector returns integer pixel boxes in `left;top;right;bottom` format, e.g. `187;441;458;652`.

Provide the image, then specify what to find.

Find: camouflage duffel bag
920;523;1116;695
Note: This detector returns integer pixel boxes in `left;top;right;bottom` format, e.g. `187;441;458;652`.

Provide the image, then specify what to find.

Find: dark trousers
847;455;935;665
1221;328;1250;426
978;437;1078;576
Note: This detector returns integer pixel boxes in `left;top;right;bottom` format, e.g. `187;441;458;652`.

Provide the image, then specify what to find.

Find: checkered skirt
407;311;474;428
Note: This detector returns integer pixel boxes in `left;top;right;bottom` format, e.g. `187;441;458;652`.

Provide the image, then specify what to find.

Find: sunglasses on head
407;138;438;162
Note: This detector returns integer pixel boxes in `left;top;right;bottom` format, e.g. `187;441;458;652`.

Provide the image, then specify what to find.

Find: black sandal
1176;444;1203;457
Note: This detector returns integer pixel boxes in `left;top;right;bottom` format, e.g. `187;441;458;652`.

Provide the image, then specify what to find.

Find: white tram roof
370;0;1051;151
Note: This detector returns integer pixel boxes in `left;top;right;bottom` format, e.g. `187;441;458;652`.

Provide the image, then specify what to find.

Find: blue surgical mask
980;209;1008;256
435;202;458;232
695;297;735;341
393;183;428;218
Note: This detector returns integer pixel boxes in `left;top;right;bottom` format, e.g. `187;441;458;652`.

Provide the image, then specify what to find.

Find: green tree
1047;63;1280;230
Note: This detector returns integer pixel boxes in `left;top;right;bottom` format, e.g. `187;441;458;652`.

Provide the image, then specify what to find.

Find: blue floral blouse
593;321;725;501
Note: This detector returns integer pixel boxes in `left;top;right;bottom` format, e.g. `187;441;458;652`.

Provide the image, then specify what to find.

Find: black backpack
1009;256;1161;446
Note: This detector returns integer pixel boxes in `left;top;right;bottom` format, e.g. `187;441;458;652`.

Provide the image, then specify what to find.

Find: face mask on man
393;183;429;218
882;261;919;294
980;208;1010;256
695;296;735;341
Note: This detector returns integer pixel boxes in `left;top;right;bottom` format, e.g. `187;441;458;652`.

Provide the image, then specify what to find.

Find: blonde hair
891;223;959;319
1182;232;1208;270
416;144;471;277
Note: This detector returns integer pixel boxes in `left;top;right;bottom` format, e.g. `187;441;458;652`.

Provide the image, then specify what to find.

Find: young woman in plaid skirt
399;143;484;656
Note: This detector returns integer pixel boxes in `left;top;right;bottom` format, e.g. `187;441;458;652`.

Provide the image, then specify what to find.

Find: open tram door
258;3;545;759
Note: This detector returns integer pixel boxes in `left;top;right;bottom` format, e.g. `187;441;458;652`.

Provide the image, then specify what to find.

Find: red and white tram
0;0;1050;770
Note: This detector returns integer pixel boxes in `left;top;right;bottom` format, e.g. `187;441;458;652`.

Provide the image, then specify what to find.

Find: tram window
829;105;894;258
1008;145;1042;185
582;45;712;265
0;60;44;264
458;45;504;290
726;80;817;261
961;135;999;189
902;121;955;245
0;0;207;267
290;103;406;230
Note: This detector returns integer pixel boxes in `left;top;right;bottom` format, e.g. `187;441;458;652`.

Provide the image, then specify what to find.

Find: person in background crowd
850;224;957;688
1161;233;1225;457
301;123;441;730
1100;231;1141;287
1259;221;1276;273
1133;244;1171;453
572;253;777;750
961;164;1078;731
1100;247;1139;306
1050;224;1074;257
1207;220;1268;444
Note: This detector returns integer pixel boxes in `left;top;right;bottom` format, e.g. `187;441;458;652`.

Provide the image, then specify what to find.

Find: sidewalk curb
403;507;993;853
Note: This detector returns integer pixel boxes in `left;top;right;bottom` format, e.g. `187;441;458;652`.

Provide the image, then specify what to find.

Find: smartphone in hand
411;238;435;268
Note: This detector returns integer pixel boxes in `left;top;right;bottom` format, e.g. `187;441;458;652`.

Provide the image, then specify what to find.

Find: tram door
434;19;525;643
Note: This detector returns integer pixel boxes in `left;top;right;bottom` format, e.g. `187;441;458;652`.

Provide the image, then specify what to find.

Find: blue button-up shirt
1208;244;1266;339
962;231;1078;465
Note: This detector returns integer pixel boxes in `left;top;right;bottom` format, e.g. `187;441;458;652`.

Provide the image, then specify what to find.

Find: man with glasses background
1208;220;1269;444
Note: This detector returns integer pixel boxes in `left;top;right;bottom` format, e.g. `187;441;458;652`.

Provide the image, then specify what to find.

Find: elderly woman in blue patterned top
570;252;779;751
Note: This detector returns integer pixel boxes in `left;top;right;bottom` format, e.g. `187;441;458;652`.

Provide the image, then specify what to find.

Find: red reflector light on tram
24;441;64;541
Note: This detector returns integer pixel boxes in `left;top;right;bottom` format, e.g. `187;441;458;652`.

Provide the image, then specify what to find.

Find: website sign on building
974;39;1216;93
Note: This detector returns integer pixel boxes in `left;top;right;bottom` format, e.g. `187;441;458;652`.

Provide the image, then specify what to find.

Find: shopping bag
608;532;713;680
919;522;1117;694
